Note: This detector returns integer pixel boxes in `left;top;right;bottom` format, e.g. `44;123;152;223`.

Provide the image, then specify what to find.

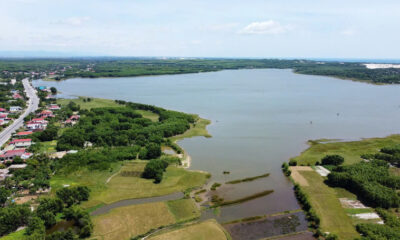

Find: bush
281;162;291;176
288;160;297;166
321;155;344;166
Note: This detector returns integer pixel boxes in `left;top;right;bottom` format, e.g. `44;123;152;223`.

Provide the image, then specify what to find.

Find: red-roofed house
31;118;47;124
0;108;6;113
26;118;48;131
48;104;61;110
64;115;80;125
12;93;23;99
70;115;80;121
16;131;33;136
9;139;32;148
38;110;54;118
0;149;27;162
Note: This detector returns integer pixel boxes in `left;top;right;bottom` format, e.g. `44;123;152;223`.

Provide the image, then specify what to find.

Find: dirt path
289;166;313;186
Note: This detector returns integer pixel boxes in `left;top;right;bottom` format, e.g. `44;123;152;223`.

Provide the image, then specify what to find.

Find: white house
9;139;32;148
10;106;22;112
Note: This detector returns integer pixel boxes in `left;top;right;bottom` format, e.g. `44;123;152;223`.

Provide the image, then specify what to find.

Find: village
0;84;80;203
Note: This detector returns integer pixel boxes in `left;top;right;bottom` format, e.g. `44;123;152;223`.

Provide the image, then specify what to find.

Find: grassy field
50;161;124;201
57;97;161;122
37;140;57;154
148;219;229;240
90;202;176;240
57;97;121;110
170;117;211;142
295;170;359;239
167;199;200;222
0;230;26;240
135;109;159;122
86;162;207;207
52;161;207;208
291;134;400;165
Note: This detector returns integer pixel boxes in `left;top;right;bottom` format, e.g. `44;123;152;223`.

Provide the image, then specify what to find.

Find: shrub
288;160;297;166
321;155;344;166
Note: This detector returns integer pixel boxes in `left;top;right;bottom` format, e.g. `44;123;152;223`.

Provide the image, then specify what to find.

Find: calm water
34;69;400;221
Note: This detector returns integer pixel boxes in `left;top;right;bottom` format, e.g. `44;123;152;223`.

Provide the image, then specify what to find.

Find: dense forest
54;100;195;182
0;58;400;84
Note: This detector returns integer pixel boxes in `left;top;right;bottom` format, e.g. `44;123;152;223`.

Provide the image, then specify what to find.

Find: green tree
321;155;344;166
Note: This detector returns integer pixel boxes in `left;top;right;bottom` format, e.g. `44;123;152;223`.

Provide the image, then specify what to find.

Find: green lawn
148;219;229;240
292;135;400;165
50;161;123;201
298;171;359;239
53;161;207;208
57;97;121;110
57;97;160;122
170;117;211;142
135;109;159;122
90;202;176;240
0;230;26;240
37;140;57;154
85;162;207;208
167;199;200;222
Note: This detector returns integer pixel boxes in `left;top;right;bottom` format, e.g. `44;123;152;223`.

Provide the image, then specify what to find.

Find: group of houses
0;107;23;126
0;103;61;165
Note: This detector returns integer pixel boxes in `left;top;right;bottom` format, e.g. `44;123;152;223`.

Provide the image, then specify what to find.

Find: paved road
0;78;39;148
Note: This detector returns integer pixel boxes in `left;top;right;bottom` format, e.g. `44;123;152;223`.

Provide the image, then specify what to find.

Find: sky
1;0;400;58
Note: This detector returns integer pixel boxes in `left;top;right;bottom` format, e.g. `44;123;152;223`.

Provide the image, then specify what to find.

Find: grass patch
213;190;274;207
225;173;270;184
334;187;357;200
83;162;207;208
344;208;374;215
147;219;229;240
167;199;200;222
297;170;359;239
170;117;211;142
0;230;26;240
90;202;176;240
291;135;400;165
37;140;57;154
211;182;221;191
57;97;121;110
135;109;159;122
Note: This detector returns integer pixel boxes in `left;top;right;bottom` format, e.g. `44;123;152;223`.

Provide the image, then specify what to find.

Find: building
0;113;8;119
65;115;80;125
0;169;11;181
9;139;32;148
0;108;6;113
10;106;22;112
38;110;54;118
0;149;28;162
12;93;23;99
48;104;61;110
16;131;33;137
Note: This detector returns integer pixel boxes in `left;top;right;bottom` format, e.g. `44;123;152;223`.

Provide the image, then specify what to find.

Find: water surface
34;69;400;221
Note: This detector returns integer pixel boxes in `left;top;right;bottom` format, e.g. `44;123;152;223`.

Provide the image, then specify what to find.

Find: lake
34;69;400;222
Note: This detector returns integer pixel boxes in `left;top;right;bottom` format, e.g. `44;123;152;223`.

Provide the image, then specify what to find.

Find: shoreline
37;67;392;86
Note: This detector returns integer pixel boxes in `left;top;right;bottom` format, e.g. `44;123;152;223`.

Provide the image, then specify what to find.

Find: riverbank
288;134;400;239
291;134;400;166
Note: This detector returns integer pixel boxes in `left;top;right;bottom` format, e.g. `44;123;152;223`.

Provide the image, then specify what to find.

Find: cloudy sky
1;0;400;58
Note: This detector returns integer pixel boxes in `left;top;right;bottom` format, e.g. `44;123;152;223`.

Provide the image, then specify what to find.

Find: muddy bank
224;211;308;240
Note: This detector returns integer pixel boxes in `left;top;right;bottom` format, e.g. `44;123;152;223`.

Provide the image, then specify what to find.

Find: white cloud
239;20;289;35
56;16;91;26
